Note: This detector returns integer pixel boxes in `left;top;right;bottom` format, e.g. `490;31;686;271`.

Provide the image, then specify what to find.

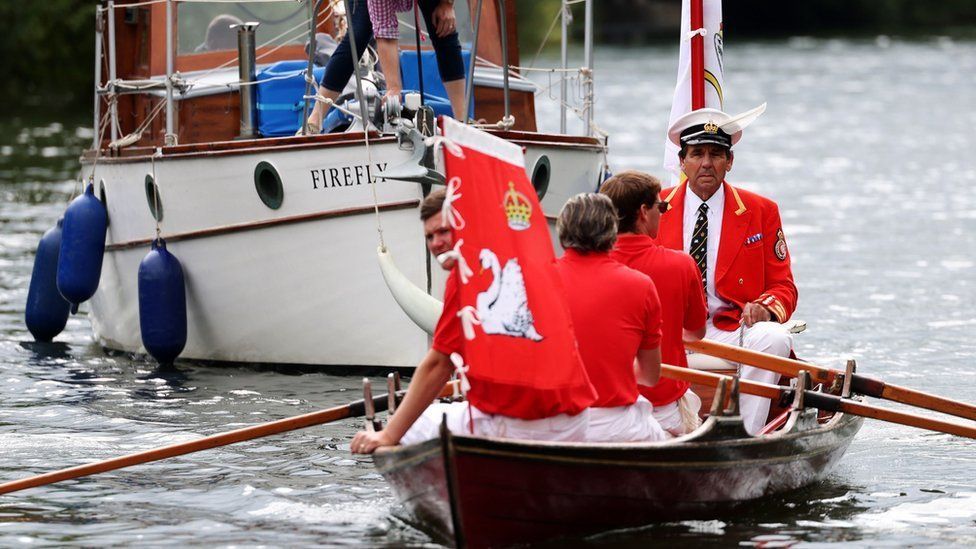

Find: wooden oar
661;364;976;439
685;339;976;422
0;380;458;496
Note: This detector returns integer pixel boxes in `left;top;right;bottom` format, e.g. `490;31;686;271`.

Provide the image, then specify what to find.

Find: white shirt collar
685;184;725;214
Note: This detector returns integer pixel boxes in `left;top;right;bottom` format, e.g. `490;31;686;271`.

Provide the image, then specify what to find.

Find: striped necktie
690;202;708;293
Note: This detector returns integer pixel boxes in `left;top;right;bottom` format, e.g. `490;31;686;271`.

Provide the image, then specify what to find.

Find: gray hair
556;193;618;252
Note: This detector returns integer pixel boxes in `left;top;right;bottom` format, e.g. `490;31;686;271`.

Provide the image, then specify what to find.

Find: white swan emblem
476;249;544;342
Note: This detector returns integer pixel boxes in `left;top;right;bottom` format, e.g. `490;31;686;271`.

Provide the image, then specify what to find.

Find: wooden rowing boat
372;379;863;547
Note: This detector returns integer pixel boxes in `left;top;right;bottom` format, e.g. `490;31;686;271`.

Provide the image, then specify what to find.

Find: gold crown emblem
703;121;719;134
503;182;532;231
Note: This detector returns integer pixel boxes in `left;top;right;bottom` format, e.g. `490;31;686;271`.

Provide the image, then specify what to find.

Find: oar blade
881;383;976;422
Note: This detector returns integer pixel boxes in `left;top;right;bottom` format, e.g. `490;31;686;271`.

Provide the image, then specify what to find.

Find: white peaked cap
667;103;768;148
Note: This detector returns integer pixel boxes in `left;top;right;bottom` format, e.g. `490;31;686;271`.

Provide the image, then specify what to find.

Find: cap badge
703;121;719;134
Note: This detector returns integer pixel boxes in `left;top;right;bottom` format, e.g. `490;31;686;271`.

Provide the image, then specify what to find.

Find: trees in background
2;2;94;110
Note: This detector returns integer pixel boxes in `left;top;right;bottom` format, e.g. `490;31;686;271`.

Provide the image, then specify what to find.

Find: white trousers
703;320;793;435
586;396;670;442
651;390;703;437
398;402;590;445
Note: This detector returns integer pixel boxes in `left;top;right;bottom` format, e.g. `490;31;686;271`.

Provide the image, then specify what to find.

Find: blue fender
57;183;108;308
138;238;187;365
25;218;71;341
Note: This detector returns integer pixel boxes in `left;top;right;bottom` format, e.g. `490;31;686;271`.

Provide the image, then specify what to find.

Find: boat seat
689;319;807;371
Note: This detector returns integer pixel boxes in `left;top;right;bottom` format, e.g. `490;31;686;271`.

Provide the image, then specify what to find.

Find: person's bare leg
376;38;403;104
442;78;466;120
302;85;341;134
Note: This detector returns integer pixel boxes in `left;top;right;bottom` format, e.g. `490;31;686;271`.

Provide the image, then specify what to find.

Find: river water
1;39;975;546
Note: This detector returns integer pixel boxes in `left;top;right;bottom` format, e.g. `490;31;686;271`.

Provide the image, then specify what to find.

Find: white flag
664;0;725;181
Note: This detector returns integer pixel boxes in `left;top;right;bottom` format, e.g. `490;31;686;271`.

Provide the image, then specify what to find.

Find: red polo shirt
555;249;662;408
611;233;708;406
432;270;465;358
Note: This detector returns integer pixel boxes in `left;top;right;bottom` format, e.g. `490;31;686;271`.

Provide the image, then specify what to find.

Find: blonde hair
556;193;618;252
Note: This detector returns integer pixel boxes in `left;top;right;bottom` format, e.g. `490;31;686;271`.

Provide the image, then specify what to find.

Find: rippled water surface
2;39;976;546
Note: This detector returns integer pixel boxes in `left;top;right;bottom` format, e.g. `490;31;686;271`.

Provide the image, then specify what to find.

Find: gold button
738;278;744;285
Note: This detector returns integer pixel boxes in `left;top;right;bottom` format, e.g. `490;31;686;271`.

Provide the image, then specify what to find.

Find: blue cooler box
400;49;473;120
255;61;326;137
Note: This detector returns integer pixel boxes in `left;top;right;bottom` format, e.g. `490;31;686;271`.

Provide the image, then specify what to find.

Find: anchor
375;116;445;189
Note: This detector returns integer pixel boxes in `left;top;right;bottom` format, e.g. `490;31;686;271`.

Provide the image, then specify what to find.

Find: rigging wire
181;2;337;92
525;3;564;71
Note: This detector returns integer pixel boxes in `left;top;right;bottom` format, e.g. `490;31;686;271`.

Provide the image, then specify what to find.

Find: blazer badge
775;229;788;261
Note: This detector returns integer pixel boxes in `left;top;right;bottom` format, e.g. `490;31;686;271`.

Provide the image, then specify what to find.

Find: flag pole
690;0;705;110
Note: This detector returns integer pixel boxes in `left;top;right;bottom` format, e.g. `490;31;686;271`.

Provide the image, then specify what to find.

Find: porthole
254;161;283;210
98;179;110;227
145;174;163;222
530;155;551;200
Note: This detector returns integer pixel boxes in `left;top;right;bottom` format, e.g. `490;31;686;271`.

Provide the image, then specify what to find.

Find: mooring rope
339;0;385;250
150;147;163;240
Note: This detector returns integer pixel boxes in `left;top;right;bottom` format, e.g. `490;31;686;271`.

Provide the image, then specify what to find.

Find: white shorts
398;401;590;446
586;396;670;443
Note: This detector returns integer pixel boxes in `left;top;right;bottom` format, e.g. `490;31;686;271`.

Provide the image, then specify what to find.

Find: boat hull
374;412;863;547
84;134;605;367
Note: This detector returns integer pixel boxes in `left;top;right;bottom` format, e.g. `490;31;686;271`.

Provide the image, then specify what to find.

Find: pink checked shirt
368;0;414;39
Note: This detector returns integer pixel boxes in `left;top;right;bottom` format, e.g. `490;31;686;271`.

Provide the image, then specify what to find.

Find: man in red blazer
657;107;798;435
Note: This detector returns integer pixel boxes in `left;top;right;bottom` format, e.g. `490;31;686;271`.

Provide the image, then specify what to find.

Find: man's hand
382;87;402;108
741;302;772;327
432;2;457;38
351;429;397;454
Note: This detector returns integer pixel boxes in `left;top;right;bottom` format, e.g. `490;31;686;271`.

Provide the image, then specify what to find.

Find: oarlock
362;378;383;432
386;372;402;417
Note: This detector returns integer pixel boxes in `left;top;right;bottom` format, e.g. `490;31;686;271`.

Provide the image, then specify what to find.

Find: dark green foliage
521;0;976;47
724;0;976;38
0;1;96;110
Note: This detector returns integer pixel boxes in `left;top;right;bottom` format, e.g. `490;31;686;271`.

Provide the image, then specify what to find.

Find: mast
107;0;118;143
582;0;593;136
93;6;103;150
165;0;175;143
559;0;569;134
690;0;705;110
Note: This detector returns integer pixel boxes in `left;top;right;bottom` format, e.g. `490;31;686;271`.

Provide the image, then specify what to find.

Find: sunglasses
647;199;669;214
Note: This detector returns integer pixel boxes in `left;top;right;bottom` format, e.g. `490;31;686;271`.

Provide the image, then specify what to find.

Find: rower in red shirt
351;190;596;454
554;193;670;442
601;170;708;436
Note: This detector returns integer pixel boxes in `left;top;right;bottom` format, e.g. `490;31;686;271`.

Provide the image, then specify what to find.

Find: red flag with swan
437;117;595;419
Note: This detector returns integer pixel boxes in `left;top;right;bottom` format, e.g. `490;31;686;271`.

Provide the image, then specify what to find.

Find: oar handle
684;339;835;383
661;364;976;440
685;339;976;422
0;380;459;496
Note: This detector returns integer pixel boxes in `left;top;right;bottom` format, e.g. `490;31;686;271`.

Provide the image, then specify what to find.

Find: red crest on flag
440;118;595;419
